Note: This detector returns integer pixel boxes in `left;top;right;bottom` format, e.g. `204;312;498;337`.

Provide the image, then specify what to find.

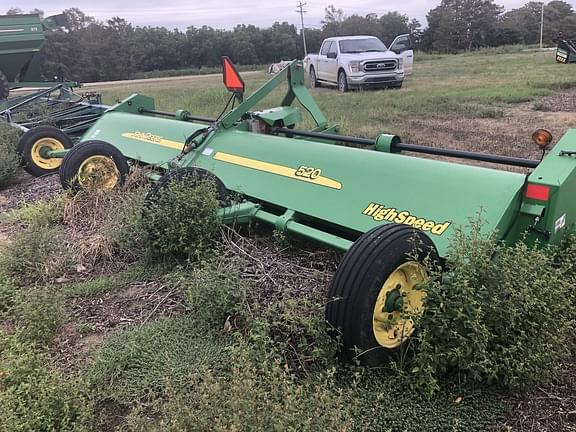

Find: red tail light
525;184;550;201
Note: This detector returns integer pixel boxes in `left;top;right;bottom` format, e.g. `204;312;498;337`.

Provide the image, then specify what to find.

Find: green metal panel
81;112;204;168
0;14;44;81
189;130;526;257
256;106;301;127
505;129;576;245
81;110;527;257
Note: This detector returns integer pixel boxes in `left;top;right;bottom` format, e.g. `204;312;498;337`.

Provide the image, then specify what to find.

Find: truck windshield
339;38;387;54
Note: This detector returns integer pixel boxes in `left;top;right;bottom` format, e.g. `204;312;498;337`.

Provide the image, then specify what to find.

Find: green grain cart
0;13;71;100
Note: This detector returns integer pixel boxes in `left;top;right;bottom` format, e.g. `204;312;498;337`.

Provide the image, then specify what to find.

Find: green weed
247;296;339;375
0;123;20;189
13;288;64;346
84;315;232;410
0;333;93;431
407;223;575;394
142;178;221;260
103;189;148;261
63;262;169;298
0;226;72;284
0;272;18;317
171;256;247;327
6;195;65;229
124;352;355;432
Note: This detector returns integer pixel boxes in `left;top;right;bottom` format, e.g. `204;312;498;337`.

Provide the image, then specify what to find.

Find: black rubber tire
325;223;439;366
337;70;349;93
17;126;73;177
309;67;319;88
146;167;228;206
59;140;129;191
388;82;403;90
0;70;9;101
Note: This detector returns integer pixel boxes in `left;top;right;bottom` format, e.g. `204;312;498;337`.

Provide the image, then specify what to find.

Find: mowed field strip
84;70;262;88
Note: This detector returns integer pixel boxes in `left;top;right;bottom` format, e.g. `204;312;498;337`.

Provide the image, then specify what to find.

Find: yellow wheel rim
372;261;428;349
77;155;119;190
30;137;65;170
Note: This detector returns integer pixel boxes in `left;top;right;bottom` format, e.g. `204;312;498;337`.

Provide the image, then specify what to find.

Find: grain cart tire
146;167;229;206
17;126;73;177
309;67;320;88
326;223;439;366
0;70;8;100
59;140;129;191
337;70;349;93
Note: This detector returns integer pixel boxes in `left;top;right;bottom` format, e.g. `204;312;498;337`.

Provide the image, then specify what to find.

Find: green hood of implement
82;113;526;257
196;130;527;257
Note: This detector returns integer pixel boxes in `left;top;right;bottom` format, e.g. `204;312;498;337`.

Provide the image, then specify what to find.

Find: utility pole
540;2;545;49
296;1;308;57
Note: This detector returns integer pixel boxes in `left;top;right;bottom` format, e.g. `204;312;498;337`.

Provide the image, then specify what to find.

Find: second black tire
146;167;228;206
326;223;439;366
337;70;349;92
309;67;319;88
59;140;129;191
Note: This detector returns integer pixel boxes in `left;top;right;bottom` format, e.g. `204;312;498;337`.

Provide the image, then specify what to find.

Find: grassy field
0;47;575;431
97;47;576;157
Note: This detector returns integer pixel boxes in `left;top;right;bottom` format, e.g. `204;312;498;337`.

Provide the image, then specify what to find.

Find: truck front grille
363;60;397;72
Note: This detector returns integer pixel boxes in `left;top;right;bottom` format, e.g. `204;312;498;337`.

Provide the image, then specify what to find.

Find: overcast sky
7;1;575;30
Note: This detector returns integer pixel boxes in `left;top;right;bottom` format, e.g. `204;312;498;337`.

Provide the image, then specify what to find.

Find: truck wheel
59;140;129;191
0;70;8;100
146;167;228;206
17;126;74;177
337;70;349;93
309;67;320;88
388;82;403;90
326;223;439;366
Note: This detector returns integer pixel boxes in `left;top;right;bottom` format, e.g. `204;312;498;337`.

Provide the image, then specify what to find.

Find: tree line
4;1;576;83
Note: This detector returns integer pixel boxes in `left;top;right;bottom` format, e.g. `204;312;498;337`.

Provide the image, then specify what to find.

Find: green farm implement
17;58;576;364
0;13;78;100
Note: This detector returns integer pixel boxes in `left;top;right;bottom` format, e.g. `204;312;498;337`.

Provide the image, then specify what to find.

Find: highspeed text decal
363;202;451;236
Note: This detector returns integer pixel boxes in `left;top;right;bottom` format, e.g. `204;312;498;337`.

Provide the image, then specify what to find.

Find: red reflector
222;56;245;93
525;184;550;201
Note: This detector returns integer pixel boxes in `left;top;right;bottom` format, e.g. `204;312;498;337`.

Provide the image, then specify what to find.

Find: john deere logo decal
363;202;451;235
122;132;184;150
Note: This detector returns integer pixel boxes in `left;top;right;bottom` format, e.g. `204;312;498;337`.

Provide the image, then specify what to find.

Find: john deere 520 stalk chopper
17;58;576;364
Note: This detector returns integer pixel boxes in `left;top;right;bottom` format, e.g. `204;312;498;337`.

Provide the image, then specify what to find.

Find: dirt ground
0;171;60;214
51;281;185;372
396;89;576;172
505;360;576;432
0;89;575;431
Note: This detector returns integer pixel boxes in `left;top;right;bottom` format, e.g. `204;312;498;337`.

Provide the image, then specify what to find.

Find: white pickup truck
304;34;413;92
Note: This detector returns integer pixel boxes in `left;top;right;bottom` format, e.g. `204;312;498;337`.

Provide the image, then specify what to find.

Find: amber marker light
532;129;553;149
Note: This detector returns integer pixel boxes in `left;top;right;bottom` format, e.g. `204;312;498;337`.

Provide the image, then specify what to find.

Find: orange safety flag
222;56;245;93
